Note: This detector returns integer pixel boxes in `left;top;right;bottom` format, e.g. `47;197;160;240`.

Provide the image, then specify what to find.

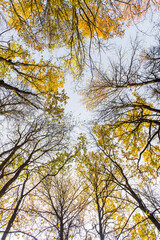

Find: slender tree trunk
96;192;104;240
129;187;160;232
113;164;160;231
60;218;64;240
1;176;28;240
105;153;160;232
0;143;37;199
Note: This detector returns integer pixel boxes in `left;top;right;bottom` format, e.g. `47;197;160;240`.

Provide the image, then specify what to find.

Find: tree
0;110;70;239
77;151;125;240
85;123;160;239
0;9;69;239
15;170;89;240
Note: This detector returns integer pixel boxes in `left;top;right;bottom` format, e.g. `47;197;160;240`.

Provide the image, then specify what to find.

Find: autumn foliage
0;0;160;239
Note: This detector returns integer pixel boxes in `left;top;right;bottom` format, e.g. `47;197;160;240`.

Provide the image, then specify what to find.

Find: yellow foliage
78;5;124;40
0;41;67;115
4;0;158;53
131;213;157;239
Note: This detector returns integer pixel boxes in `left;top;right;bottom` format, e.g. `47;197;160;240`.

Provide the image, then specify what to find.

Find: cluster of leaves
0;40;68;118
2;0;158;71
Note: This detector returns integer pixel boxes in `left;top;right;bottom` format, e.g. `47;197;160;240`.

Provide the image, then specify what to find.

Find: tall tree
77;151;125;240
0;109;71;239
15;170;89;240
0;9;69;239
86;123;160;239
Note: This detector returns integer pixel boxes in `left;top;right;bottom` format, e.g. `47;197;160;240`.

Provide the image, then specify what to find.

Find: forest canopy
0;0;160;239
